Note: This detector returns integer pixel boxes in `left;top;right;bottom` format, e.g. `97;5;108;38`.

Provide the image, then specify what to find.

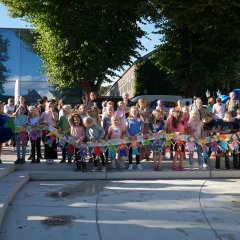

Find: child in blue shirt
14;105;28;164
126;106;143;171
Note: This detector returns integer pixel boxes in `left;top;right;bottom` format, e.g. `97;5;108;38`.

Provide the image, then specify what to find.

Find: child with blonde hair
28;106;41;163
149;109;166;171
115;101;127;132
84;117;106;172
187;110;205;170
68;113;86;171
107;114;125;170
58;105;72;163
78;104;89;121
126;106;143;171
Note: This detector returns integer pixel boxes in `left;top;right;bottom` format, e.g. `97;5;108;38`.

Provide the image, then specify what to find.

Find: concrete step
2;156;235;171
0;171;29;227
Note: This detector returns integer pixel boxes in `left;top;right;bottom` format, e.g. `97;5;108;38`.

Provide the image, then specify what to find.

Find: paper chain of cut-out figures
15;125;240;161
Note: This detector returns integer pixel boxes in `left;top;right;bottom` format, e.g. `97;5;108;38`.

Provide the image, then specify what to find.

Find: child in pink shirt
107;115;125;170
68;113;86;171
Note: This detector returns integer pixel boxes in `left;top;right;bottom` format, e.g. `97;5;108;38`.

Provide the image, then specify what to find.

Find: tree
151;1;240;97
1;0;148;96
134;57;175;96
0;34;10;95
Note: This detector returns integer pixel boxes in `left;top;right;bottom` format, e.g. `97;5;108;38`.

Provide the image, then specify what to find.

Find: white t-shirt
188;120;203;138
212;103;225;120
4;105;15;117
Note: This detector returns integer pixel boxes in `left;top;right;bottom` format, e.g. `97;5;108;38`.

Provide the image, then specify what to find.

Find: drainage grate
43;215;74;226
47;191;70;198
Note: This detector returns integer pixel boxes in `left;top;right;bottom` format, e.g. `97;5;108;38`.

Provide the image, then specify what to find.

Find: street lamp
205;89;210;98
216;89;221;97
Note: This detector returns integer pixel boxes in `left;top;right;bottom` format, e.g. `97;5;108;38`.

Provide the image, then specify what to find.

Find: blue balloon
0;114;15;143
219;95;230;103
233;89;240;101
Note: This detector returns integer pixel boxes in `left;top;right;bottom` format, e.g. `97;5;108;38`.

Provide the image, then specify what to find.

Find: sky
0;3;160;55
0;3;161;94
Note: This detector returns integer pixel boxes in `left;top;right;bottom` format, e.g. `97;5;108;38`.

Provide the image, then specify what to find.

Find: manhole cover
47;191;70;198
43;215;74;226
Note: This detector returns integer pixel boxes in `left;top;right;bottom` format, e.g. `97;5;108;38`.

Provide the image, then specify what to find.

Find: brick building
104;51;154;98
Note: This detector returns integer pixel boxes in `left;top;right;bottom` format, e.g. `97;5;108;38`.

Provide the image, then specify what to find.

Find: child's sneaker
199;165;206;170
203;163;208;169
128;164;133;171
179;166;185;171
137;164;143;171
190;165;194;171
46;159;50;164
172;166;179;171
91;167;98;172
101;167;106;172
49;159;54;164
14;158;21;164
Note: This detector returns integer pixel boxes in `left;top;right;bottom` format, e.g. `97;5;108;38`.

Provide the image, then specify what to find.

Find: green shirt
58;115;70;135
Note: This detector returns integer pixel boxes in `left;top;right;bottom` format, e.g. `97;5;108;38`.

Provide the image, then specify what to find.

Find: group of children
1;96;240;172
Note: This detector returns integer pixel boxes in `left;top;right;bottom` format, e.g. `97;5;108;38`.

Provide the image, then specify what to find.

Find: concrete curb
0;166;240;229
0;172;29;227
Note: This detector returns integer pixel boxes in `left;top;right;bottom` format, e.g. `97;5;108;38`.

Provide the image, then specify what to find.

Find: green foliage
1;0;148;94
151;0;240;97
134;57;175;96
0;34;10;95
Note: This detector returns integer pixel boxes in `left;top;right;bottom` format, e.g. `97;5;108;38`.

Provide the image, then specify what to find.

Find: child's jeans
128;147;140;165
16;133;27;160
31;137;41;160
188;144;204;166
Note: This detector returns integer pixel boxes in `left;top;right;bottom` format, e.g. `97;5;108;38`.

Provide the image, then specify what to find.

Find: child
0;101;5;163
232;109;240;132
84;117;106;172
68;113;86;171
41;100;59;164
14;105;28;164
28;106;41;163
216;111;234;134
78;104;89;121
58;105;72;163
215;111;234;170
229;133;240;169
182;106;190;126
186;136;197;170
167;109;185;170
203;112;216;137
102;105;114;162
137;98;151;160
89;106;101;126
126;106;143;171
149;109;166;170
115;101;127;132
102;105;114;135
107;115;125;170
187;110;205;170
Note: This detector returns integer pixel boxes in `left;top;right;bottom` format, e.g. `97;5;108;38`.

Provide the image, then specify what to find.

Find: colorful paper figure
77;144;88;162
228;133;240;152
208;136;219;158
129;139;141;156
118;143;128;157
105;144;116;158
57;136;67;150
0;114;15;143
92;146;101;160
173;139;185;158
152;138;166;152
165;139;172;152
67;144;75;155
186;136;196;153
